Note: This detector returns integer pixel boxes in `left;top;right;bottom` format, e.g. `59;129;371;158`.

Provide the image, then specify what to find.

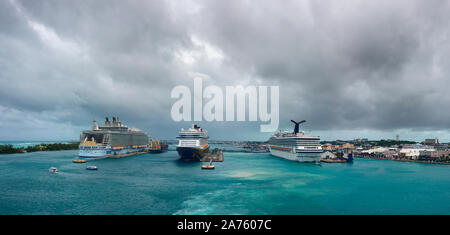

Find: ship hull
148;149;168;153
148;145;168;154
78;148;109;158
269;147;321;162
79;146;147;158
176;147;209;162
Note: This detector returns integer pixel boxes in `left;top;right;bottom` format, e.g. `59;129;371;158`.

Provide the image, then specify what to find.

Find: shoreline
0;142;79;154
355;156;450;165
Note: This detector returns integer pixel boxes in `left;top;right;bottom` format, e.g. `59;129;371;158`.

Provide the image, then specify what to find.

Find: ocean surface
1;149;449;215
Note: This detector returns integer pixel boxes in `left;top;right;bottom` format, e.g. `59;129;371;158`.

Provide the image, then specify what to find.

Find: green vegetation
0;142;79;154
0;145;24;154
440;155;450;162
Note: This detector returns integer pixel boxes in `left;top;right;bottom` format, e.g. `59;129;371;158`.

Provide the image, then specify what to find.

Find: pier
107;151;148;159
199;149;224;162
320;159;348;163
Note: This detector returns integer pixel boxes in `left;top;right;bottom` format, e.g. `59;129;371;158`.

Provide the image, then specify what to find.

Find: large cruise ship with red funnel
267;120;322;162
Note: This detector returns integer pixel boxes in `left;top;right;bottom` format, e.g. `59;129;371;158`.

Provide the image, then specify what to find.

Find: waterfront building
430;150;450;159
341;143;355;150
401;148;434;160
321;151;337;159
383;150;399;159
361;147;389;154
357;147;397;159
402;144;414;149
322;144;336;151
411;144;434;149
322;143;354;151
412;149;450;162
424;138;439;145
433;144;449;151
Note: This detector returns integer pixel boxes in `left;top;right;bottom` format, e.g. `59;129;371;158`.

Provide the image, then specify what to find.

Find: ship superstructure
79;117;149;158
267;120;322;162
176;124;210;161
148;139;168;153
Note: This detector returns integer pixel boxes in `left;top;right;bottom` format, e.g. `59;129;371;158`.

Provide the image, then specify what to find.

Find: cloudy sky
1;0;450;142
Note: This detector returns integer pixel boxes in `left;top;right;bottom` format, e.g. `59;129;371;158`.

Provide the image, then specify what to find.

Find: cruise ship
267;120;322;162
176;124;210;161
79;117;149;158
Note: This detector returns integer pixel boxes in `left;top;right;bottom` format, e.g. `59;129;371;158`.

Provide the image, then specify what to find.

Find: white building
321;151;337;159
400;148;435;160
361;147;389;154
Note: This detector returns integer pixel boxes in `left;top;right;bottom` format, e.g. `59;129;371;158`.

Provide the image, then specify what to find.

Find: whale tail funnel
290;120;306;134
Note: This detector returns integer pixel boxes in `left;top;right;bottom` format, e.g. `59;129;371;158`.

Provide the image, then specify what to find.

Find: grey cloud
192;0;450;132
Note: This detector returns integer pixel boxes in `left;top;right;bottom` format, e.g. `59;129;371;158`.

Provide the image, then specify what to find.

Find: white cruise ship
78;117;149;158
267;120;322;162
176;124;210;161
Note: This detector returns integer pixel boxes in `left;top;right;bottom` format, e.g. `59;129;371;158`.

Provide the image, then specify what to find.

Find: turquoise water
0;150;449;214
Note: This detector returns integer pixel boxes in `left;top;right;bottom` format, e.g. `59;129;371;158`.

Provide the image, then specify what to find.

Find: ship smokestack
290;120;306;134
112;117;118;127
92;120;99;130
117;117;122;127
105;117;111;126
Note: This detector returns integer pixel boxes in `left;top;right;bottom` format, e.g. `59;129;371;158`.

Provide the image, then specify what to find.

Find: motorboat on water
201;160;215;170
49;167;59;173
86;166;98;170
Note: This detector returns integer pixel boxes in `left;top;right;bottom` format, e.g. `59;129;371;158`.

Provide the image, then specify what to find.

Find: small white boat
201;160;215;170
49;167;59;173
86;166;98;170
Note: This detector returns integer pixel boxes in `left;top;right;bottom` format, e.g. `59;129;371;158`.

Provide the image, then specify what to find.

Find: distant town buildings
320;151;337;159
321;137;449;164
424;138;439;145
322;143;355;151
352;138;449;163
354;138;369;143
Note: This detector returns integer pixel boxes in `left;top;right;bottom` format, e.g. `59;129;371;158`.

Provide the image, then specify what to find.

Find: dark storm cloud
193;0;450;132
0;0;449;141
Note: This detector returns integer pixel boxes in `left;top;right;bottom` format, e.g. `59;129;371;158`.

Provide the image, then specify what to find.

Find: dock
320;159;348;163
106;151;148;159
200;149;224;162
